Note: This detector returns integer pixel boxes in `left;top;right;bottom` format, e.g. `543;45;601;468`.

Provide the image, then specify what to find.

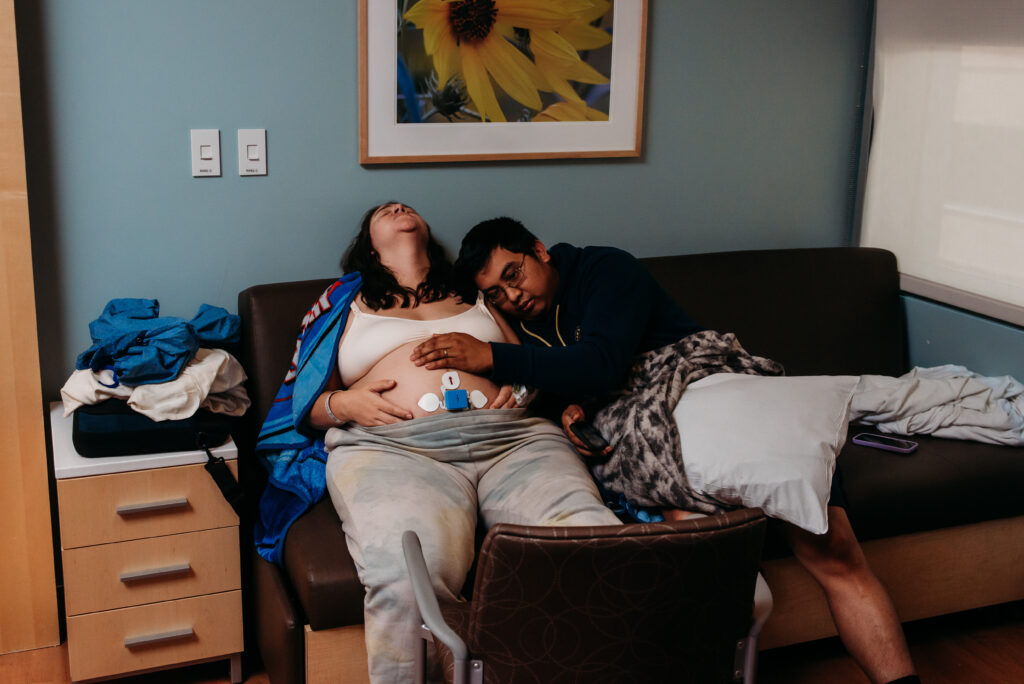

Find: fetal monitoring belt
417;371;488;413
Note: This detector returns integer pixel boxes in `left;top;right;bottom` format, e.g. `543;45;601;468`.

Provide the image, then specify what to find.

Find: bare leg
785;507;916;684
662;508;697;521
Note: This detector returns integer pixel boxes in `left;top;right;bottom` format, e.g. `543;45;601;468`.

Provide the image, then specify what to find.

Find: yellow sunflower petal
496;0;592;30
531;29;609;100
532;101;608;122
528;54;585;104
531;109;562;122
576;0;612;24
419;20;449;57
558;57;609;85
496;23;515;40
536;72;585;105
530;29;580;68
433;34;461;86
404;0;449;55
461;44;505;122
557;22;612;51
478;35;543;110
403;0;443;24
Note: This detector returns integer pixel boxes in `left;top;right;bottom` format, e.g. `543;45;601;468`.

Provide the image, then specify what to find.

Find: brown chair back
460;509;767;683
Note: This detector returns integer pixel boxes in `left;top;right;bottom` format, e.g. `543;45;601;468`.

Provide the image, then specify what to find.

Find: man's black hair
341;202;457;310
454;217;539;298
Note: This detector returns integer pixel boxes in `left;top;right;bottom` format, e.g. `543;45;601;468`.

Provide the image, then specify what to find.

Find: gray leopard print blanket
591;330;784;514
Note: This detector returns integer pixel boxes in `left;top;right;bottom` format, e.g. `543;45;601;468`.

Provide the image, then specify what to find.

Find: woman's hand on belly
488;385;518;409
331;379;414;426
351;340;505;419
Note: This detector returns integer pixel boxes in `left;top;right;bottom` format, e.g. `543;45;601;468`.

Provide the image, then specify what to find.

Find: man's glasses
484;254;527;305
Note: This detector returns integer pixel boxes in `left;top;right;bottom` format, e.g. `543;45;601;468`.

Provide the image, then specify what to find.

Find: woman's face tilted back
367;202;429;258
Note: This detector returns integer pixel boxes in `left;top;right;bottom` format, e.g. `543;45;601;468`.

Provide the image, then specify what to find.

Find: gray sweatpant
324;409;620;684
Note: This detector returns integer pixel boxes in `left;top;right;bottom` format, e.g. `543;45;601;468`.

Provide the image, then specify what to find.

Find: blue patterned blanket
254;274;361;563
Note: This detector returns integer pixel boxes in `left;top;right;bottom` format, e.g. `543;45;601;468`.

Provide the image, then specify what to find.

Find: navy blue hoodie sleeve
490;249;655;395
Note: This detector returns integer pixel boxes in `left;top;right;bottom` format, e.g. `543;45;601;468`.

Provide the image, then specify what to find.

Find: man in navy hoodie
420;216;702;437
410;216;920;684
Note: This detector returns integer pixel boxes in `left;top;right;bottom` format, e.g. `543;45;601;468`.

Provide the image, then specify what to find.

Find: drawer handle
119;562;192;583
124;626;194;648
116;497;189;516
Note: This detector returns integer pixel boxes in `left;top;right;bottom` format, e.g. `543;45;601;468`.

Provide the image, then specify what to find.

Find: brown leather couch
237;247;1024;683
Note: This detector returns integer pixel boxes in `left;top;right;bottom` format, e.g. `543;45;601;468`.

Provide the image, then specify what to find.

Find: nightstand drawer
57;461;238;548
63;526;240;616
66;590;242;682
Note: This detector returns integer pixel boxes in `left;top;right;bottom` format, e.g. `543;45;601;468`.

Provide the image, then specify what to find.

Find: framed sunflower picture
359;0;648;163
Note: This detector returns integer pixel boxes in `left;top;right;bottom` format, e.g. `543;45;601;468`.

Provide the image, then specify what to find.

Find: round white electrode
470;390;488;409
417;393;441;412
441;371;461;390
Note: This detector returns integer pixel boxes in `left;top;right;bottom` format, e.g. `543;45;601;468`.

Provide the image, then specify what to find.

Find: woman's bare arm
307;364;412;429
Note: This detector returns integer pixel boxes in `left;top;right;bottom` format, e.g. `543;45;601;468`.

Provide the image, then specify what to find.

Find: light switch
190;129;221;177
238;129;267;176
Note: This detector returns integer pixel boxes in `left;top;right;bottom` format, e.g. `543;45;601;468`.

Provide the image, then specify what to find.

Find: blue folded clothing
76;298;240;386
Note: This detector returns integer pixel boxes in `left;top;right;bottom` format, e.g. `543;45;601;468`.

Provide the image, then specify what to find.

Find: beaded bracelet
324;390;344;425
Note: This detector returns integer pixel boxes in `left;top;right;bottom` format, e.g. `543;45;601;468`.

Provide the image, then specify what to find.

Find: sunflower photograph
396;0;615;123
359;0;646;162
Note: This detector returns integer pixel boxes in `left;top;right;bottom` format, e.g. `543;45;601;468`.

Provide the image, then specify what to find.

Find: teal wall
19;0;872;397
22;1;1016;401
903;296;1024;381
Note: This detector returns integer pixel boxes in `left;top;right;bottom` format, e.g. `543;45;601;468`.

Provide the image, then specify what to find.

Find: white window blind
860;0;1024;324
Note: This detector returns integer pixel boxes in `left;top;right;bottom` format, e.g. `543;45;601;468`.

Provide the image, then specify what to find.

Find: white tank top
338;292;505;387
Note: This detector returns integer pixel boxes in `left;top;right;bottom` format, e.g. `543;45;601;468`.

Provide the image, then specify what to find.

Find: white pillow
672;373;859;534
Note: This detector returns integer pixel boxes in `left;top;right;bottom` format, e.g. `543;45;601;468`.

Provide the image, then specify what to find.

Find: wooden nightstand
50;404;243;683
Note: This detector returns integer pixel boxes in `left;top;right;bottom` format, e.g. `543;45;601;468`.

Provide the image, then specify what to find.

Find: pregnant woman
305;202;619;683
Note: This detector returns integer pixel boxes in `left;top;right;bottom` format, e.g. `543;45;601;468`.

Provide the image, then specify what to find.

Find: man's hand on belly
335;379;413;426
411;333;494;374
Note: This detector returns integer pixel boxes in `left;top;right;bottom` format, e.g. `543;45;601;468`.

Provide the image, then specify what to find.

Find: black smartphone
569;422;609;452
851;432;918;454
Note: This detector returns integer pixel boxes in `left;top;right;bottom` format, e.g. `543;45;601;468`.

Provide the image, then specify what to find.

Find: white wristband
324;390;344;425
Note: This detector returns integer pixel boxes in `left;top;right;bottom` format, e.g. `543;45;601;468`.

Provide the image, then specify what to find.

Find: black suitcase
72;398;231;457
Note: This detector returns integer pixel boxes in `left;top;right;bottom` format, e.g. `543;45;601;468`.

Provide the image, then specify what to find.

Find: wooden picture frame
359;0;648;164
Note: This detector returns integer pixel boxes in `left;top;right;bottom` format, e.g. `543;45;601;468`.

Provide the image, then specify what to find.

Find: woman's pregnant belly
346;340;501;419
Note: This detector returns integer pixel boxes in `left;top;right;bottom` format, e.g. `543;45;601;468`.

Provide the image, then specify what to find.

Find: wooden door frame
0;0;59;654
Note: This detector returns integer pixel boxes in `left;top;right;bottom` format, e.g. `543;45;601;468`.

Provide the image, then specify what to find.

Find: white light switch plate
190;129;221;177
238;129;267;176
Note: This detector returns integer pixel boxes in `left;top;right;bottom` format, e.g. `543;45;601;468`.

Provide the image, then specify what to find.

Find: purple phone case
852;432;918;454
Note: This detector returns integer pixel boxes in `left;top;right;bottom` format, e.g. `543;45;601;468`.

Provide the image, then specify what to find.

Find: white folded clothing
61;348;250;421
61;368;132;414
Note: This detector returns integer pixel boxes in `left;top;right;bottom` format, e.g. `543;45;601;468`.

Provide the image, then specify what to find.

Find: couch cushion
840;431;1024;542
641;247;906;377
